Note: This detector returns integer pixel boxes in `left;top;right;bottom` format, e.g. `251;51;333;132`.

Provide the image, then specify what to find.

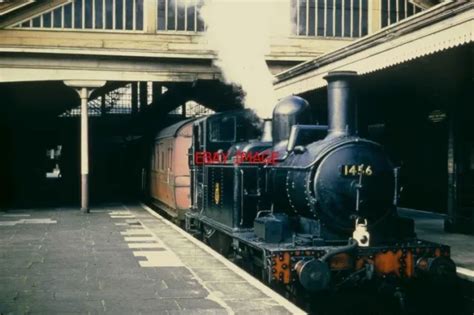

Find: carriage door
191;123;205;211
168;145;175;205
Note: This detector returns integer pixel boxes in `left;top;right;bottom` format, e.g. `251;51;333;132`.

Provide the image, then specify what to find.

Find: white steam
200;0;291;118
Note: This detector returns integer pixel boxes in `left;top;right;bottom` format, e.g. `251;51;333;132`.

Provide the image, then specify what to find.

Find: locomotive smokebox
272;96;312;146
324;71;358;138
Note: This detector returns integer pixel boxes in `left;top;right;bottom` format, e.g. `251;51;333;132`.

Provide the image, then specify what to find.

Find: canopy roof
274;1;473;98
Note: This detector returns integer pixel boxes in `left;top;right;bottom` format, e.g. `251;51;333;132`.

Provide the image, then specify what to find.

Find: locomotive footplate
265;240;454;291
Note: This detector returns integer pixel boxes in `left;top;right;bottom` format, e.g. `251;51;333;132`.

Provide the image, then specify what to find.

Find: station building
0;0;472;233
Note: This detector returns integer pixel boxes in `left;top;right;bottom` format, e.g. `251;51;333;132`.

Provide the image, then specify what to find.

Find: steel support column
139;82;148;111
152;82;161;104
445;104;459;232
64;80;106;213
131;82;138;115
79;88;90;213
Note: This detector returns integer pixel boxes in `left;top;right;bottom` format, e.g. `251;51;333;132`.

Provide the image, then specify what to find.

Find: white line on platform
2;214;30;217
109;211;132;214
110;215;136;219
140;203;306;315
0;218;57;226
457;267;474;281
397;207;447;218
124;236;157;242
128;243;164;249
134;250;183;267
120;230;152;236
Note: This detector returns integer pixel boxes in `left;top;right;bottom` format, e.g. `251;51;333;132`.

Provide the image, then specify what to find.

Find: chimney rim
323;70;358;82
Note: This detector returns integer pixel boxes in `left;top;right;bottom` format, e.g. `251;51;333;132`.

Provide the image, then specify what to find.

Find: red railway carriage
150;119;195;221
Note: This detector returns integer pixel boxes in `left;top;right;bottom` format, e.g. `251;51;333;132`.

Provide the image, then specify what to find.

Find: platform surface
0;204;302;314
398;208;474;281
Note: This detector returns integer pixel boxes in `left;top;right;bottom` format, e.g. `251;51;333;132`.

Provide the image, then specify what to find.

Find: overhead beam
409;0;440;10
0;29;352;62
0;0;35;17
0;53;220;83
0;0;71;28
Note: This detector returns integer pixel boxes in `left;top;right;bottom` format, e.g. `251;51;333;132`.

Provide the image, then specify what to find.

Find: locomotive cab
189;110;267;230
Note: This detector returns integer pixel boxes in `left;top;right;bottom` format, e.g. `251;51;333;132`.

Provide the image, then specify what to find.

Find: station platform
0;204;303;314
398;208;474;282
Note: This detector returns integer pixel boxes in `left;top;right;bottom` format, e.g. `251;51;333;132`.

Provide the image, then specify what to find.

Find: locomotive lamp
352;218;370;247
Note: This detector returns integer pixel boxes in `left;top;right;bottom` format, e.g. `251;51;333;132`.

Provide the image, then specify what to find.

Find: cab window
209;116;236;142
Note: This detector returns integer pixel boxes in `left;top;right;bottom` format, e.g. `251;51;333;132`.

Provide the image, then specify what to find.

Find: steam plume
200;0;291;118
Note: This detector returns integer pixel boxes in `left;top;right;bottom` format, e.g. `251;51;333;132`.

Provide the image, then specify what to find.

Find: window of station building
14;0;144;31
209;117;236;143
42;12;52;28
293;0;368;38
74;0;83;29
334;0;342;37
63;81;155;117
157;0;205;32
352;0;360;37
168;101;215;118
381;0;423;28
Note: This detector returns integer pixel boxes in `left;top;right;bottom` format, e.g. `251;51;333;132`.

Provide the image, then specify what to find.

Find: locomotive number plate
341;164;373;177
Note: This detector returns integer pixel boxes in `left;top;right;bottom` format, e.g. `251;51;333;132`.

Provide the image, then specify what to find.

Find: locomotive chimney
323;71;358;138
261;119;272;142
272;96;312;146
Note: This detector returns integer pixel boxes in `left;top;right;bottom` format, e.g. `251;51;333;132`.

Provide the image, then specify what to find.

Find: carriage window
169;148;173;169
209;116;236;142
199;124;204;147
161;151;165;170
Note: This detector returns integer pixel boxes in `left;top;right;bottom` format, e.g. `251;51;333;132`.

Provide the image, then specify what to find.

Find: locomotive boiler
269;72;407;244
178;71;457;299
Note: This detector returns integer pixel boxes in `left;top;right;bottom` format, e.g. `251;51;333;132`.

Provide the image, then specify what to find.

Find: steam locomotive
150;71;456;301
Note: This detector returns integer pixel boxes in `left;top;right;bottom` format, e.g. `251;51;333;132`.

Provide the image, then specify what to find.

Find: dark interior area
0;80;237;209
0;116;143;208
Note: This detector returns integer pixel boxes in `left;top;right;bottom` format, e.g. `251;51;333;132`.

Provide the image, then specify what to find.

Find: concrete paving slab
0;204;304;314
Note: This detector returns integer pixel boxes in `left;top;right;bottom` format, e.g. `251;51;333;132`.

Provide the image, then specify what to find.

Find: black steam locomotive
185;71;456;297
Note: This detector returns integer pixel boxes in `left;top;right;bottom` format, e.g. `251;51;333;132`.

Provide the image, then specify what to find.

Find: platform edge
140;203;306;315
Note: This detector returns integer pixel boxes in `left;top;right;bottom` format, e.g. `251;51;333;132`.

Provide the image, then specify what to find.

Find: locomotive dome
272;96;313;146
